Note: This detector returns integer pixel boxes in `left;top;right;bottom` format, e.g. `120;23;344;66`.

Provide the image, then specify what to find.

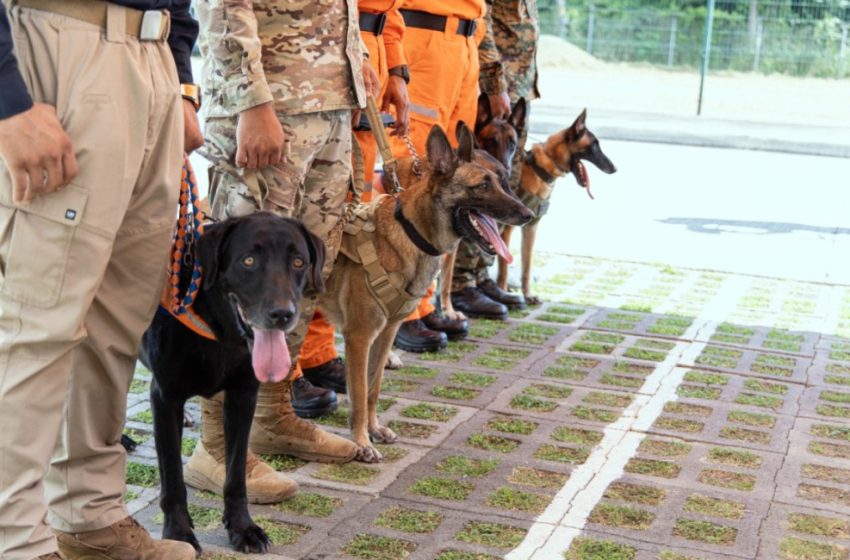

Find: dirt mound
537;34;607;70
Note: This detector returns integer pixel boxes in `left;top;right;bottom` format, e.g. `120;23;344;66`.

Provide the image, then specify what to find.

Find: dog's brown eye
293;257;305;269
242;256;255;267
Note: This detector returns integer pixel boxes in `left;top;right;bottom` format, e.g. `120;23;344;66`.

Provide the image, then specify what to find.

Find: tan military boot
37;553;67;559
56;517;195;560
185;393;299;503
249;380;357;462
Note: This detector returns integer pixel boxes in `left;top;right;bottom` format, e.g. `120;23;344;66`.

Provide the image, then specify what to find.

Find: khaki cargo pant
0;5;182;558
201;109;351;382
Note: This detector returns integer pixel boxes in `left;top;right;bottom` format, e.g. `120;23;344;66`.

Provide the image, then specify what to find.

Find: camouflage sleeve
384;6;407;70
478;0;507;95
199;0;273;114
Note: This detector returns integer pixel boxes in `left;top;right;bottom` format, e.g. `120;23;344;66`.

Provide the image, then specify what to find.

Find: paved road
528;138;850;286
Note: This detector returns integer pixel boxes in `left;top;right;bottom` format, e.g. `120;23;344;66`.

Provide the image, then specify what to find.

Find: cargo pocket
0;184;87;308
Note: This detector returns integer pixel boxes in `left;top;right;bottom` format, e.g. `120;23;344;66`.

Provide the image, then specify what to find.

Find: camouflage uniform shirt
478;0;539;101
197;0;367;119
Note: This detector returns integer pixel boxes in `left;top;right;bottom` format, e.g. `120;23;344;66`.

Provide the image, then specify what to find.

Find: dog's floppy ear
475;92;492;134
509;98;527;136
456;121;475;163
197;220;237;290
426;125;458;177
568;109;587;140
298;223;326;293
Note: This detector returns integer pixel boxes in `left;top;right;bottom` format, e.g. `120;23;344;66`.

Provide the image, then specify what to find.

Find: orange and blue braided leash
168;156;204;315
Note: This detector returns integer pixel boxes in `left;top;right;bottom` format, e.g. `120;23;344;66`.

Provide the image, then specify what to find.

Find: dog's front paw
370;424;398;444
163;524;202;555
385;350;404;369
444;308;467;321
228;523;270;554
524;293;542;306
355;443;384;463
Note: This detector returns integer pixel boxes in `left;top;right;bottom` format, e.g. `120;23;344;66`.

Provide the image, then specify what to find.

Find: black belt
400;9;478;37
359;12;387;35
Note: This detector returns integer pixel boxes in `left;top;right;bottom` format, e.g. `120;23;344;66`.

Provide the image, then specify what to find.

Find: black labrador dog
139;212;325;554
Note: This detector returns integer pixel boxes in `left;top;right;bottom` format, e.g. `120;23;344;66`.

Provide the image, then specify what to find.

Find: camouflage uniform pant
451;109;530;292
203;109;352;364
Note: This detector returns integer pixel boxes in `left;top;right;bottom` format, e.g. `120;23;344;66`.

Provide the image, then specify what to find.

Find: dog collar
394;199;442;256
525;148;567;185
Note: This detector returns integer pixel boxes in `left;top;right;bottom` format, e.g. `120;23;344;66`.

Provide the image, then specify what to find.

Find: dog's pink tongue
251;329;291;383
474;211;513;264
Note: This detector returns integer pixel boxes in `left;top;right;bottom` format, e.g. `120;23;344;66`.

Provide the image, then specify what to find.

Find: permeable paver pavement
125;254;850;560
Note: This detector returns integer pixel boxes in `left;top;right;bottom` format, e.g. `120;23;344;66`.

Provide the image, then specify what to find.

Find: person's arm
382;5;409;136
167;0;198;84
478;0;510;118
0;9;32;120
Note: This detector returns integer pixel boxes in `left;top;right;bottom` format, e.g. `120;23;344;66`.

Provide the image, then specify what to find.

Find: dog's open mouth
454;208;513;264
230;294;291;384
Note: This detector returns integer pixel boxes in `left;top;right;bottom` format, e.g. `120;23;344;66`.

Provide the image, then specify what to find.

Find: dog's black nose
267;306;295;326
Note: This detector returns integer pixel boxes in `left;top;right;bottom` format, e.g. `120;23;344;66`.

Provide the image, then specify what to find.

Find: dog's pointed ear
568;109;588;140
475;92;492;134
456;121;475;163
509;98;527;135
426;125;458;177
197;220;237;290
455;121;479;150
299;223;326;293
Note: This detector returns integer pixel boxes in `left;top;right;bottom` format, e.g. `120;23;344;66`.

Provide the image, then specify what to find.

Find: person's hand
362;60;381;99
236;102;285;169
488;92;511;120
0;103;78;204
382;75;409;137
183;99;204;154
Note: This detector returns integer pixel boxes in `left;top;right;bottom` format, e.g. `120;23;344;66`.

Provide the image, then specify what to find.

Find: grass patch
401;403;458;422
181;437;197;457
468;319;504;339
544;365;588;381
638;438;692;457
551;426;603;446
450;372;496;387
410;476;474;501
509;324;560;345
798;483;850;507
129;378;150;394
684;494;746;519
124;489;139;502
808;440;850;459
683;371;729;385
812;423;850;441
259;454;308;472
254;518;309;546
343;533;416;560
663;402;713;417
720;426;771;445
825;375;850;386
603;482;666;505
467;433;520;453
676;384;722;400
821;390;850;404
624;458;681;479
565;537;636;560
779;537;848;560
122;428;151;446
673;518;737;545
277;492;341;518
125;462;158;487
508;467;568;490
395;365;439;379
315;406;349;428
787;513;850;539
435;551;499;560
420;341;478;363
455;521;525;549
802;464;850;484
382;378;421;393
485;416;538;435
486;486;550;513
613;361;655;376
312;463;379;486
654;416;704;433
728;409;776;428
387;420;437;439
130;409;153;424
534;444;590;464
523;383;573;399
735;392;784;410
583;391;632;408
708;447;762;469
571;406;618;423
436;455;499;478
698;469;756;491
510;394;557;412
648;316;692;336
600;374;644;388
816;404;850;418
623;339;675;362
431;385;479;401
588;502;655;530
570;331;625;355
751;353;796;377
695;346;742;369
375;506;442;534
744;378;789;394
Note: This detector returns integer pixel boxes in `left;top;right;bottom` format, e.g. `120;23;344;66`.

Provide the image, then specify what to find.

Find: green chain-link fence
539;0;850;78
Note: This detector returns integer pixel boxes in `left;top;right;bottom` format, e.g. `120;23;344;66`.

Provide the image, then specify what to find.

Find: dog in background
498;110;617;304
140;213;325;554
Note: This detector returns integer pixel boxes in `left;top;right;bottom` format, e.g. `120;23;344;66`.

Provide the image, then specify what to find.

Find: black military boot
422;310;469;341
478;278;526;310
451;287;508;320
303;357;347;394
394;319;448;353
292;377;338;419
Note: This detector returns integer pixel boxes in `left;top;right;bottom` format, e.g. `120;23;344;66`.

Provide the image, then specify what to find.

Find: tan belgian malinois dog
319;124;533;462
498;110;617;304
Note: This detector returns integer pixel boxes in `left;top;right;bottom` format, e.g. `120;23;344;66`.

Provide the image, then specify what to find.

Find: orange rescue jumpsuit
298;0;407;371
